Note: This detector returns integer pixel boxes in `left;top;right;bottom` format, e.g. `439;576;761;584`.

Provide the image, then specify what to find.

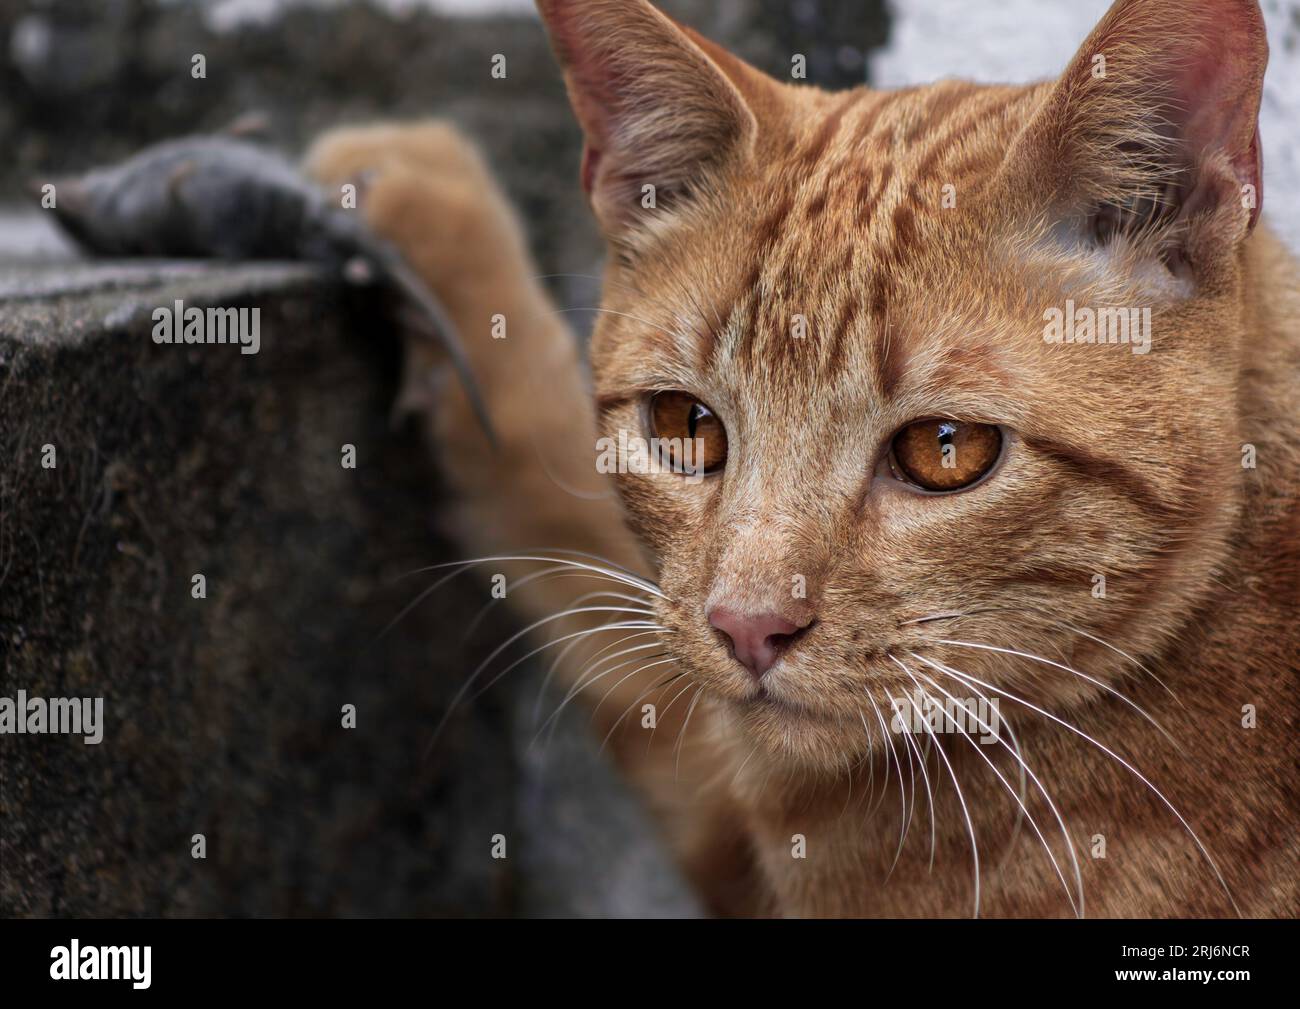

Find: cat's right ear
1006;0;1268;253
536;0;758;241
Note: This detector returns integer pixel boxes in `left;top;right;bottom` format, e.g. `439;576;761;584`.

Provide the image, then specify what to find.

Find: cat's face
540;0;1266;771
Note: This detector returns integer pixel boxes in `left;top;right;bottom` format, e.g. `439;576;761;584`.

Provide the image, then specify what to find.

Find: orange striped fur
307;0;1298;916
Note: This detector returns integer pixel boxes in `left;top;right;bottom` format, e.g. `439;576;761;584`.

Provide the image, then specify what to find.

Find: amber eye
648;391;728;475
889;420;1002;492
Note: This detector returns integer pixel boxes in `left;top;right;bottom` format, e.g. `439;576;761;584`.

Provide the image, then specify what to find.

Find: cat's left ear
1010;0;1267;244
536;0;759;241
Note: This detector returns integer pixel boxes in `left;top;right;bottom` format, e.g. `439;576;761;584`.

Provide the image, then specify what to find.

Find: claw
370;240;497;447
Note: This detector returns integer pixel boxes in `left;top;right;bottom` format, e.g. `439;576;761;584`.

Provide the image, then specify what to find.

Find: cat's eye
888;420;1002;492
648;391;728;475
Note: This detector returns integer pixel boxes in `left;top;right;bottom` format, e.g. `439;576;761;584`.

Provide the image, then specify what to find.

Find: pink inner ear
1178;45;1257;158
1165;16;1266;229
539;1;659;153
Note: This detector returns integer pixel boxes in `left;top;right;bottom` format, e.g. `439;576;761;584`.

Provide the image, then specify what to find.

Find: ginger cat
307;0;1299;917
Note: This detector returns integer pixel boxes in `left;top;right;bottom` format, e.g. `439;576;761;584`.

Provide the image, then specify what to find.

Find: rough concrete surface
0;256;698;917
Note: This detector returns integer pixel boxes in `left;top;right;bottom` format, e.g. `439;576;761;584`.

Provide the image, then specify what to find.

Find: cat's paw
305;121;486;188
303;120;523;303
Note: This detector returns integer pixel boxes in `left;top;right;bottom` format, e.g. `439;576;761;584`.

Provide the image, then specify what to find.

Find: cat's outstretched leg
305;122;657;713
302;121;768;915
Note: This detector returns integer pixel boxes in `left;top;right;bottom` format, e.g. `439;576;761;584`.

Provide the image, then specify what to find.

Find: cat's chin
719;691;873;774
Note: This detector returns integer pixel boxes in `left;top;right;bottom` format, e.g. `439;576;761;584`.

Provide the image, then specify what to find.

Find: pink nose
708;608;812;680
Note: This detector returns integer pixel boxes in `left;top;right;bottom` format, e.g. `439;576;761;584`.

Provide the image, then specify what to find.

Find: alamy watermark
890;688;1002;744
596;430;708;484
0;690;103;744
1043;299;1150;355
50;941;150;989
152;299;260;355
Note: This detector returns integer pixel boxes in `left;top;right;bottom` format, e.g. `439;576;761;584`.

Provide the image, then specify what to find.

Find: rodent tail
365;238;498;447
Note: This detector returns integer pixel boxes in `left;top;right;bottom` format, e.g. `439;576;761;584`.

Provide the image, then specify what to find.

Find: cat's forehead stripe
713;81;1046;399
797;90;861;168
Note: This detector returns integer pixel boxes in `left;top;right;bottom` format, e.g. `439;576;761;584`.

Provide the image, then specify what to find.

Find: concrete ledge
0;259;698;917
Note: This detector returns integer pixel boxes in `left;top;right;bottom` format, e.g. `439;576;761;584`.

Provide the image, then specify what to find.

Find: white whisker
889;655;981;918
878;682;920;879
596;661;681;753
429;607;665;747
467;568;652;638
537;644;670;743
937;660;1240;916
907;654;1083;918
401;552;666;600
937;637;1180;751
647;675;700;754
880;680;937;871
674;687;705;781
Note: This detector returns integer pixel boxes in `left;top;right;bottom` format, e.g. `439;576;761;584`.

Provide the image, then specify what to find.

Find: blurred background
1;0;1296;919
0;0;889;290
2;0;1297;266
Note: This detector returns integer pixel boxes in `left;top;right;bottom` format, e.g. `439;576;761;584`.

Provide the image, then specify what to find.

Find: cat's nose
708;607;813;680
